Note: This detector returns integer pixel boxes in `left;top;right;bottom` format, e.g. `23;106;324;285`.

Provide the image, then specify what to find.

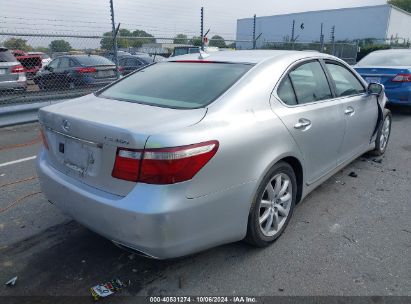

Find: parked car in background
11;50;42;79
0;47;27;92
104;51;132;62
28;52;52;67
37;50;390;259
354;49;411;107
171;46;219;57
33;55;118;90
118;54;164;75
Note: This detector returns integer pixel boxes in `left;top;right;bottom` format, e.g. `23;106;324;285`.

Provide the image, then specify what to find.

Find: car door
55;57;71;88
274;59;345;185
323;60;378;164
41;58;60;88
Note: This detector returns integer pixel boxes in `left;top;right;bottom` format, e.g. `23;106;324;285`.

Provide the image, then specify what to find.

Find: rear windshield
0;49;17;62
98;62;253;109
75;55;114;66
357;52;411;66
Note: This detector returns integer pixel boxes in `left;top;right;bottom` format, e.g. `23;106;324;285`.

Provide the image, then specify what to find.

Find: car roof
166;50;329;64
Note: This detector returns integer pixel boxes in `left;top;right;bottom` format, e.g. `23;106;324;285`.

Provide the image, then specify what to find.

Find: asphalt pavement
0;110;410;300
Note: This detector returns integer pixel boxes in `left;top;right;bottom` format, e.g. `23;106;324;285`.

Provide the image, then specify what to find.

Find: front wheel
371;110;392;156
245;162;297;247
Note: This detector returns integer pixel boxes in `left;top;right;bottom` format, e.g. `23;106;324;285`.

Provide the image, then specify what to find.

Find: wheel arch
280;156;304;204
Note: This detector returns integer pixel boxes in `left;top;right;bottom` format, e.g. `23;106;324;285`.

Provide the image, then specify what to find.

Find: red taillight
392;74;411;82
111;141;219;184
140;141;219;184
118;66;125;72
112;148;142;182
40;128;49;150
11;65;25;73
76;67;97;73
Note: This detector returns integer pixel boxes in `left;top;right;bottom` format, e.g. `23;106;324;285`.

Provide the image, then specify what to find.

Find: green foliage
388;0;411;13
209;35;226;48
33;46;50;53
49;40;72;52
357;45;391;61
100;29;155;50
190;36;202;47
173;34;188;44
3;38;32;51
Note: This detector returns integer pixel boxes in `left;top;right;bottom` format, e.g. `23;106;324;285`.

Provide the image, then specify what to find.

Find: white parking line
0;156;37;168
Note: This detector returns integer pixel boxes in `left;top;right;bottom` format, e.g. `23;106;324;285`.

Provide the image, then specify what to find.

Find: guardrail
0;100;64;127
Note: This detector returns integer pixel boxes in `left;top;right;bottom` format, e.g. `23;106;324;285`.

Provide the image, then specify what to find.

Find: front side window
289;61;332;104
326;63;365;97
98;62;253;109
48;59;60;69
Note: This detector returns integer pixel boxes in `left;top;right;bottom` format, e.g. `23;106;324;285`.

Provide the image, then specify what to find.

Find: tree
3;38;32;51
49;40;72;52
173;34;188;44
388;0;411;13
100;29;155;50
209;35;226;48
33;46;50;53
190;36;202;46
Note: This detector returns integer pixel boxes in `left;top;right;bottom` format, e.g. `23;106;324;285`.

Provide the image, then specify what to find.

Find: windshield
98;62;253;109
357;51;411;67
76;55;115;66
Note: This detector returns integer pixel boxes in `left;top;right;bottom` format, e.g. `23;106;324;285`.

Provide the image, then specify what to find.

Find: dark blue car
33;55;118;90
354;49;411;106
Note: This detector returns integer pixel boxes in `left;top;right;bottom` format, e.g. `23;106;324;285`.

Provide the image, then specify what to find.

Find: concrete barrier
0;100;64;127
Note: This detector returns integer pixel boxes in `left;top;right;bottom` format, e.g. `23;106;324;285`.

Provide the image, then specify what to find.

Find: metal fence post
109;0;120;79
253;14;256;49
320;23;324;52
331;25;336;56
201;7;204;51
291;20;295;49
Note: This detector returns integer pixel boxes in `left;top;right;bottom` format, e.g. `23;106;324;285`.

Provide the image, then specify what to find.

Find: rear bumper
36;150;254;259
0;77;27;90
385;87;411;105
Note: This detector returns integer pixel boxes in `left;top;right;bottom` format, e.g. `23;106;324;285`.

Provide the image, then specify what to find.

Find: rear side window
277;76;297;105
0;49;17;62
326;63;365;97
289;61;332;104
99;62;253;109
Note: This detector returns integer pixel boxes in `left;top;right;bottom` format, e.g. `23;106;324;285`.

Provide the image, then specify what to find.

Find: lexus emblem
62;119;71;132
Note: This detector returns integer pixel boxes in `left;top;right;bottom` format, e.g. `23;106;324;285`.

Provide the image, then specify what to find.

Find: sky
0;0;387;47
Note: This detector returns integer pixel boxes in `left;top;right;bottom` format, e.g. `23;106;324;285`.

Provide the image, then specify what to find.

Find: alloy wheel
259;173;292;237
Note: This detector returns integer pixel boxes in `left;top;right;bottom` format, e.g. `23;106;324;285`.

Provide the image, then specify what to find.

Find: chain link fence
0;32;409;106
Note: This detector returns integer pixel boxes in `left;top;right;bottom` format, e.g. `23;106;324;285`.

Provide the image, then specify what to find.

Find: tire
245;161;297;247
370;109;392;156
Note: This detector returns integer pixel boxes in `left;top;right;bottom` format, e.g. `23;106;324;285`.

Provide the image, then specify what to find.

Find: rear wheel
245;162;297;247
371;110;392;156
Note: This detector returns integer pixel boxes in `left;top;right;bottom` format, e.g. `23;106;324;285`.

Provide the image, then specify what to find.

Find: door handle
294;118;312;130
345;107;355;116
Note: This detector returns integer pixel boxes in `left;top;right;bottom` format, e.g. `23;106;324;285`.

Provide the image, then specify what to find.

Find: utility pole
201;7;204;51
253;14;256;49
331;25;336;56
319;23;324;52
109;0;120;78
291;20;295;49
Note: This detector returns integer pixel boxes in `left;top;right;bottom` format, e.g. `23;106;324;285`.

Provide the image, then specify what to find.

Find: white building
236;4;411;49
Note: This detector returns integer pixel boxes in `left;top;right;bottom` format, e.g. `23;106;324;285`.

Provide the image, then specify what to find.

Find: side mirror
368;82;384;96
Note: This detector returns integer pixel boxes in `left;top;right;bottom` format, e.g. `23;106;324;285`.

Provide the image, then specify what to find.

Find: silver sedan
37;50;391;259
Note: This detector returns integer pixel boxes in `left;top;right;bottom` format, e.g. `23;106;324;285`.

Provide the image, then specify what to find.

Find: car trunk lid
355;66;411;89
38;94;207;196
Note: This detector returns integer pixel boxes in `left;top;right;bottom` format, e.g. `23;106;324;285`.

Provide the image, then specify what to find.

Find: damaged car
37;50;391;259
